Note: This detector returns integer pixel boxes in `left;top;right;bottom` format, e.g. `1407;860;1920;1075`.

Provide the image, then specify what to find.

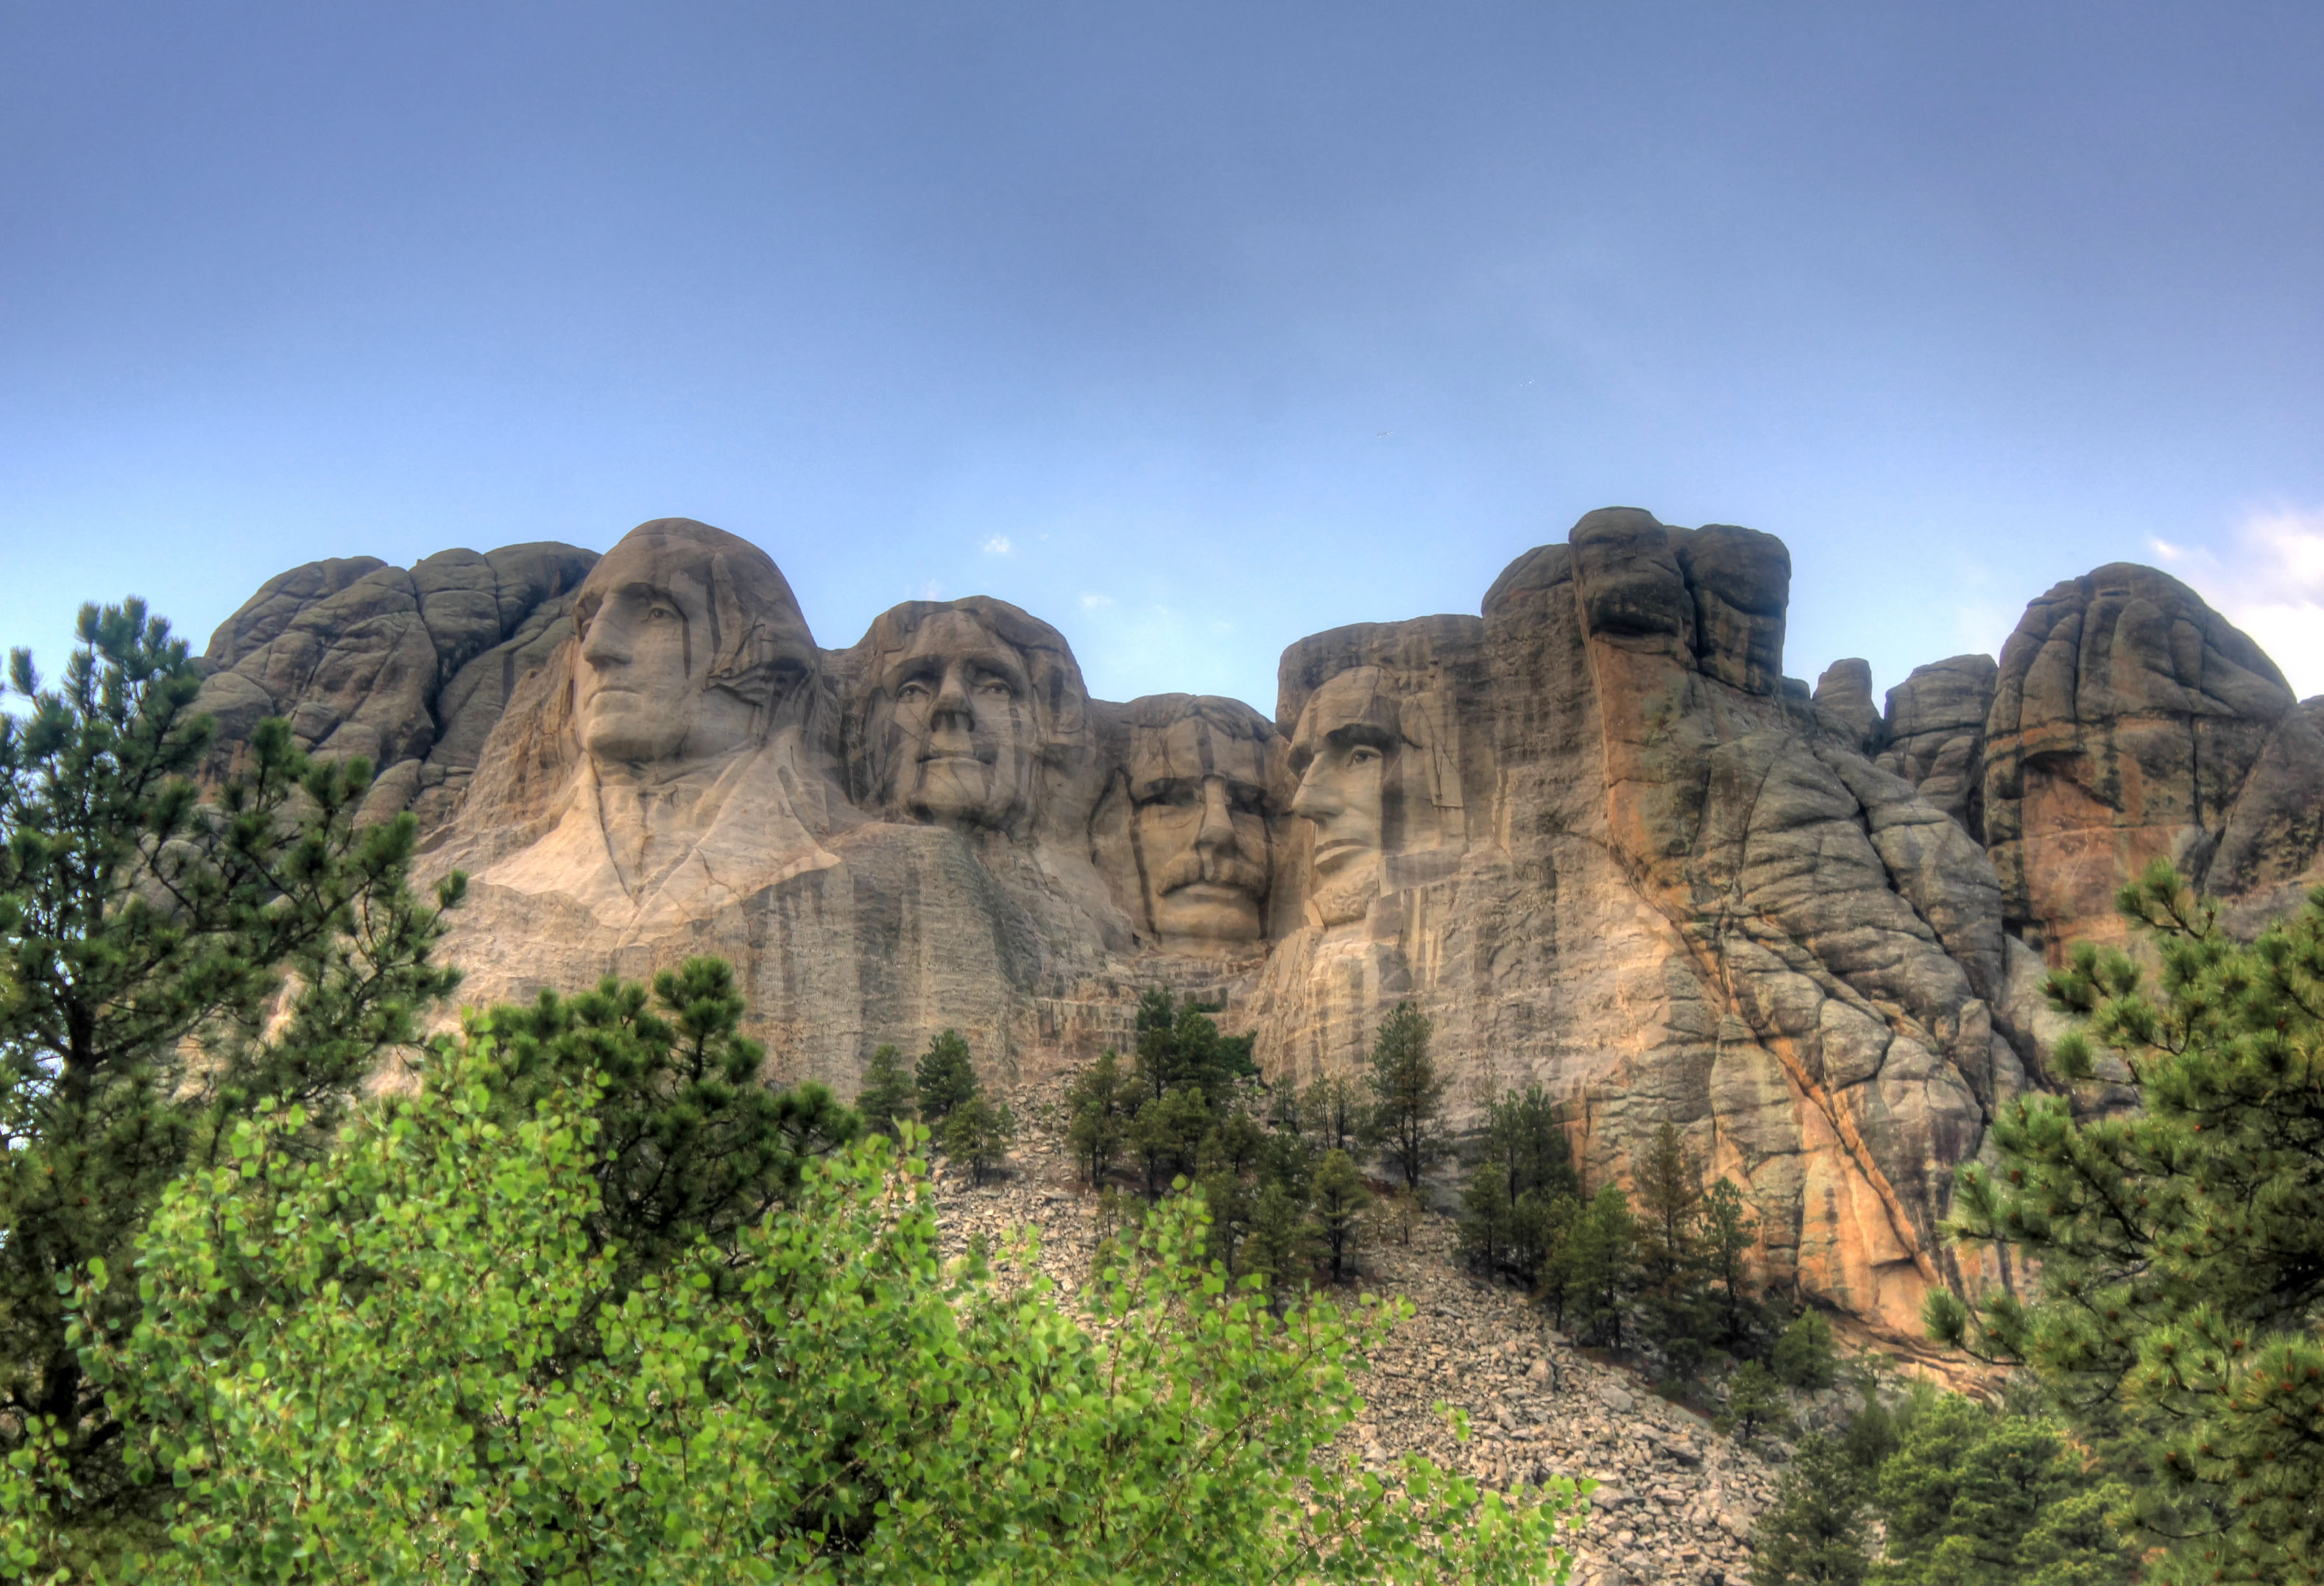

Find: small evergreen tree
1751;1433;1871;1585
1134;1086;1212;1199
1309;1149;1370;1283
1558;1184;1639;1348
1459;1162;1515;1275
1245;1180;1322;1306
1362;1001;1449;1191
1200;1107;1268;1178
1064;1048;1132;1184
1717;1359;1790;1444
1633;1122;1710;1376
1302;1072;1368;1154
914;1028;979;1127
942;1094;1015;1187
855;1043;916;1139
1699;1177;1765;1353
1773;1309;1838;1391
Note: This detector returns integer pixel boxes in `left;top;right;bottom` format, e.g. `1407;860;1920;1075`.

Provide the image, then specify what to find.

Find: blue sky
6;2;2323;716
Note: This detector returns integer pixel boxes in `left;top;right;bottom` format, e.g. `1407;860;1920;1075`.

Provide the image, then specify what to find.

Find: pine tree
1717;1359;1790;1444
1064;1048;1132;1184
1633;1122;1710;1376
1362;1001;1449;1191
942;1094;1014;1187
1751;1433;1871;1585
0;601;463;1515
1773;1309;1837;1391
1460;1161;1515;1275
1926;863;2324;1581
1134;1085;1212;1198
483;957;859;1284
1245;1179;1321;1306
855;1043;916;1139
1558;1184;1639;1348
914;1028;979;1127
1699;1177;1765;1353
1301;1072;1368;1154
1309;1148;1370;1283
1868;1392;2133;1586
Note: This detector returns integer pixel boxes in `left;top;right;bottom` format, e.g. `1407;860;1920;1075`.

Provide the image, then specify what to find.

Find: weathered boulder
1876;654;1998;841
194;542;598;824
1984;562;2323;955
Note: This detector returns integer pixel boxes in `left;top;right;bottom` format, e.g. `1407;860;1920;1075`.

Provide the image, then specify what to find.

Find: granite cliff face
196;510;2324;1336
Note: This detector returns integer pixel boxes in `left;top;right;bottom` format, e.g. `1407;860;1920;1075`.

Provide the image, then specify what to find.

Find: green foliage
1773;1309;1839;1391
1460;1085;1580;1289
942;1093;1015;1186
1556;1184;1639;1348
1064;1046;1132;1184
853;1041;916;1139
7;1030;1585;1582
1868;1391;2133;1586
1930;863;2324;1582
1700;1177;1766;1353
1131;988;1257;1102
1362;1000;1450;1191
1308;1148;1371;1283
912;1027;979;1125
1302;1072;1368;1154
482;957;858;1285
0;601;462;1521
1633;1122;1711;1377
1751;1433;1871;1586
1715;1359;1790;1444
1134;1083;1213;1197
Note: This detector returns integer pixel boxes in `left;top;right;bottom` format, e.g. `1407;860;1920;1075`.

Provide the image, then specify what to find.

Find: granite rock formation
197;510;2324;1337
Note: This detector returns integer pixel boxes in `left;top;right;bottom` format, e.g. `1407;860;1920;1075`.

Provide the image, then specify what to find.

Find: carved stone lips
1311;838;1369;867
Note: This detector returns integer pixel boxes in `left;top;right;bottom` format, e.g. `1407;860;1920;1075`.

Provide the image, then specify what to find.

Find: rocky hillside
933;1072;1850;1586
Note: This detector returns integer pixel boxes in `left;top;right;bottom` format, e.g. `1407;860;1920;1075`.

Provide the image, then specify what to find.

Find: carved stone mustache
1153;849;1268;896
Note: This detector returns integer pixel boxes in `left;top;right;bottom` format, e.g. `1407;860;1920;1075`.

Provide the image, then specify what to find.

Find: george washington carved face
568;519;819;769
1124;697;1278;948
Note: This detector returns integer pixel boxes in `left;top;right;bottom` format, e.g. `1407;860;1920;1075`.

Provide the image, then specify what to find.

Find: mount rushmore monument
193;509;2324;1336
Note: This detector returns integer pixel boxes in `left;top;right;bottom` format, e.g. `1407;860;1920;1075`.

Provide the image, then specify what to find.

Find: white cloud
2159;506;2324;700
981;536;1013;556
1078;592;1114;611
2215;506;2324;699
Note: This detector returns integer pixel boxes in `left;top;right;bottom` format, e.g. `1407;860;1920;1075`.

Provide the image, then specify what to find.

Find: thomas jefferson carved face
1127;705;1274;947
569;521;819;769
1289;670;1400;927
878;609;1039;829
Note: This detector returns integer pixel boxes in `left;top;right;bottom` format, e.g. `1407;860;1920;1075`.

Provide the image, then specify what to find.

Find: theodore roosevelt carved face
1124;698;1277;948
568;519;819;769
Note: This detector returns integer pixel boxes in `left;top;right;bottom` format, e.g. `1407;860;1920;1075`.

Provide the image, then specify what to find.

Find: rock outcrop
196;542;598;829
195;509;2324;1337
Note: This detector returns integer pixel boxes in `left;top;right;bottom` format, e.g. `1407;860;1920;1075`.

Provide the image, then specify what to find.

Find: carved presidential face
570;524;819;769
878;609;1039;829
1129;714;1272;946
1290;673;1399;927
